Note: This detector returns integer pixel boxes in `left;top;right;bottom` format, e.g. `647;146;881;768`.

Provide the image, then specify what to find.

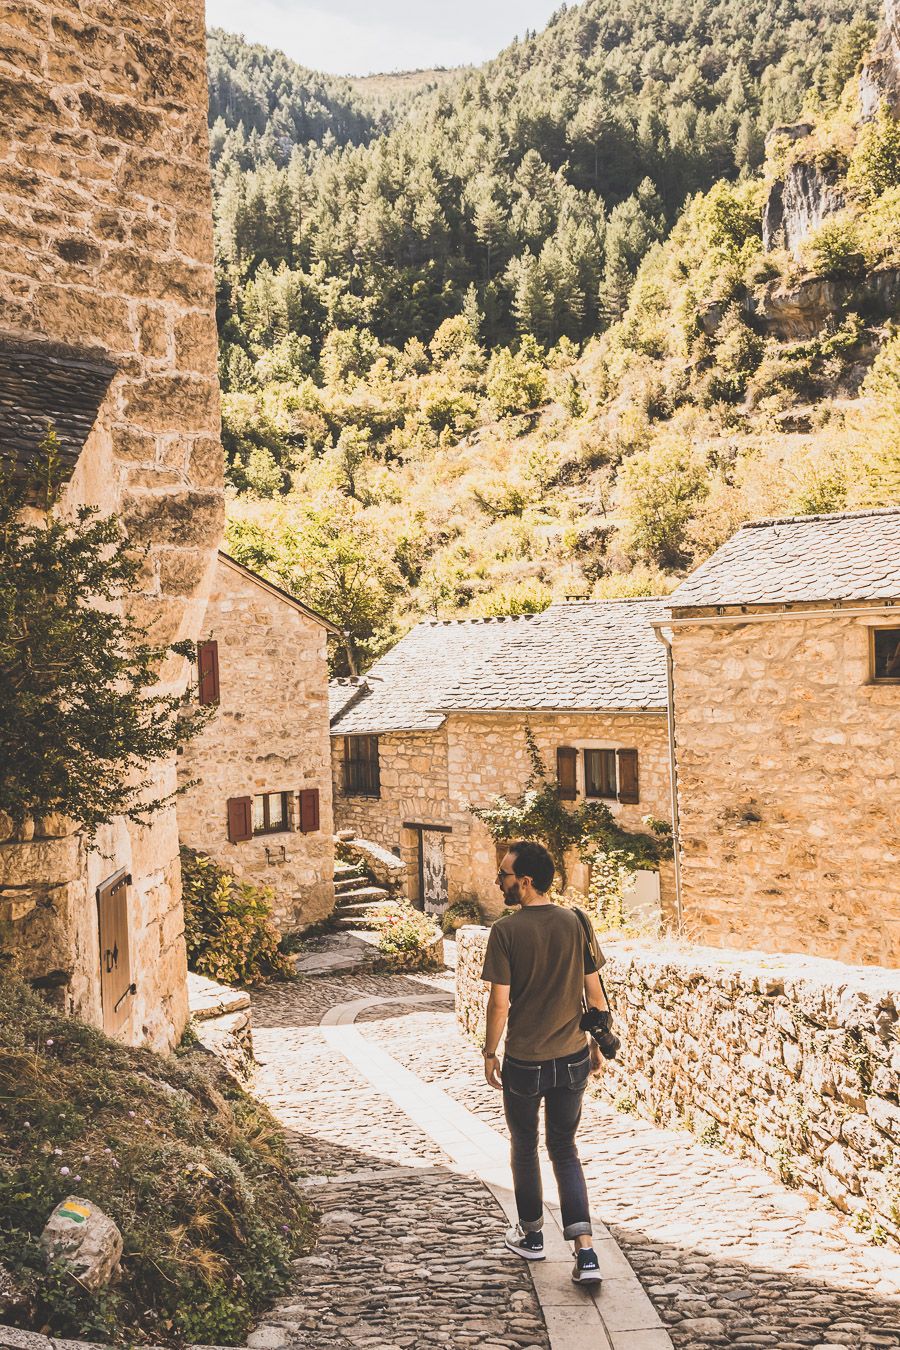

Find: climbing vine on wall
469;727;671;889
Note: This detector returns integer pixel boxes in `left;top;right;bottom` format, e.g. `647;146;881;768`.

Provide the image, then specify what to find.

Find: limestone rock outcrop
860;0;900;119
762;158;846;256
41;1197;123;1290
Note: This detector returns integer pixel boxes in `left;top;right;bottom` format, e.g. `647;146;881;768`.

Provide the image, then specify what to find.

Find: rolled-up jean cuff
520;1216;543;1233
563;1221;593;1239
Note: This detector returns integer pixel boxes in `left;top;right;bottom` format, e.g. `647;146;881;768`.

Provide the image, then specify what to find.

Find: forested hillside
208;0;899;675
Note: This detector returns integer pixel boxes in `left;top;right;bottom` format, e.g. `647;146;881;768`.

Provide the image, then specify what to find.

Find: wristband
482;1047;498;1058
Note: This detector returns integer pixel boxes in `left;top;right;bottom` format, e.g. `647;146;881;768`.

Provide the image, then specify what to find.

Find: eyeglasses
496;869;516;883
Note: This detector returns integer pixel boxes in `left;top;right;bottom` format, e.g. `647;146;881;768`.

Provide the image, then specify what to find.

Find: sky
204;0;565;77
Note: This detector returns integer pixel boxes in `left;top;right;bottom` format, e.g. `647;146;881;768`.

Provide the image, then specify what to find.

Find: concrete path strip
320;996;672;1350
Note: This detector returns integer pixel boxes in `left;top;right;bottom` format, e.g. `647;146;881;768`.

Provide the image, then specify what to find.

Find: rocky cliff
860;0;900;119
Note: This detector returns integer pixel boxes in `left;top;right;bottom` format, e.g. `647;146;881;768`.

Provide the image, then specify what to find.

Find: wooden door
97;870;134;1037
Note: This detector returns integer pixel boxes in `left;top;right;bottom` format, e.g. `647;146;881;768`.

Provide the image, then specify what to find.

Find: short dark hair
508;840;555;894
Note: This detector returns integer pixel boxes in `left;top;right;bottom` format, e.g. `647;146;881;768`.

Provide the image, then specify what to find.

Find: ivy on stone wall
469;727;671;888
0;435;211;837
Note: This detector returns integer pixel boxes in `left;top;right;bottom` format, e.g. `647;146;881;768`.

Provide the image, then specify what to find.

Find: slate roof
0;336;116;489
330;598;669;735
329;615;538;735
330;678;369;724
669;508;900;611
438;598;669;713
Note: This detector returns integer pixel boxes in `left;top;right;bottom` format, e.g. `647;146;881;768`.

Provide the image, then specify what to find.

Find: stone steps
335;885;390;906
334;875;367;895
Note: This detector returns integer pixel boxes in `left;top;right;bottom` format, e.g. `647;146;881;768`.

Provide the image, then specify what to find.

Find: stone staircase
332;859;394;932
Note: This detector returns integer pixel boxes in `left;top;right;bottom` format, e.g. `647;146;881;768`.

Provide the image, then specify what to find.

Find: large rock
750;265;900;339
763;159;846;255
40;1196;123;1290
860;0;900;120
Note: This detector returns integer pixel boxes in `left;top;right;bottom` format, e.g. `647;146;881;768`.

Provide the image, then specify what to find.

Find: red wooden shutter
227;796;252;842
97;870;133;1037
557;746;578;801
617;749;639;804
197;640;220;705
299;788;320;834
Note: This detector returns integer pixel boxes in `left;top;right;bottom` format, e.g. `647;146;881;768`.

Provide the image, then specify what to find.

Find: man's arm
483;982;510;1089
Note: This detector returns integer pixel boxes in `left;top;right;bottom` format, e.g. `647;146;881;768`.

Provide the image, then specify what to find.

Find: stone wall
670;612;900;967
0;0;224;1050
331;711;674;919
179;557;334;932
445;711;674;920
456;929;900;1243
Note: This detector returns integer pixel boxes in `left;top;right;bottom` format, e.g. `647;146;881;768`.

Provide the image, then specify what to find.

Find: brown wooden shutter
227;796;253;842
197;640;220;705
617;748;639;804
97;870;134;1037
299;788;320;834
557;746;578;801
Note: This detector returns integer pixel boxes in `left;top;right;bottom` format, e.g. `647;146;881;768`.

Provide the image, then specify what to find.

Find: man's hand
483;1053;503;1089
590;1042;605;1078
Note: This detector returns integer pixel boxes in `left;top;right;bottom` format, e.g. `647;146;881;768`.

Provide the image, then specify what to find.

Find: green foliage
803;218;865;279
620;439;710;568
470;579;553;618
180;848;293;986
0;972;311;1345
470;729;669;887
848;107;900;201
486;338;548;417
375;905;442;959
0;436;210;836
440;898;483;933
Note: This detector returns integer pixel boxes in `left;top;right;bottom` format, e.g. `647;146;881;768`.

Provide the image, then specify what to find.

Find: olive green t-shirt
480;904;605;1061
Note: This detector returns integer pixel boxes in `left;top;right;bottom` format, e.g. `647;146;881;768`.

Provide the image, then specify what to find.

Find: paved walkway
250;969;900;1350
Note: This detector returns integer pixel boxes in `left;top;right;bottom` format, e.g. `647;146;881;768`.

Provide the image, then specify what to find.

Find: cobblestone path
354;999;900;1350
250;970;900;1350
250;971;551;1350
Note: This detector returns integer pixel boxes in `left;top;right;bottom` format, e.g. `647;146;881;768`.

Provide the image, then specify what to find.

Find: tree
620;438;710;569
0;437;209;836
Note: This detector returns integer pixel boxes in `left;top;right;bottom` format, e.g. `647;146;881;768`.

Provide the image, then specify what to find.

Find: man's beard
503;882;522;907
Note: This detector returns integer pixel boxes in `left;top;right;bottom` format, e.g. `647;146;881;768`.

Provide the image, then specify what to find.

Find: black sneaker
504;1224;545;1260
571;1247;602;1284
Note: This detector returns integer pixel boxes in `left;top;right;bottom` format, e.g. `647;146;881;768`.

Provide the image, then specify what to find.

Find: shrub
0;437;210;837
802;218;865;279
849;106;900;201
376;905;441;957
619;437;709;569
180;848;293;986
441;898;483;933
0;973;312;1345
486;337;548;417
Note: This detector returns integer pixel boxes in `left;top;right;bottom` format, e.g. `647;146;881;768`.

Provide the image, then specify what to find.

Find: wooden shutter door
617;748;640;804
227;796;253;842
299;789;320;834
197;640;220;705
97;871;134;1037
557;746;578;801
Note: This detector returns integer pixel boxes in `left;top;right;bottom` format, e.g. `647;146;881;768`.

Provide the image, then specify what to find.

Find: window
344;736;380;797
252;791;290;835
872;628;900;683
584;748;617;799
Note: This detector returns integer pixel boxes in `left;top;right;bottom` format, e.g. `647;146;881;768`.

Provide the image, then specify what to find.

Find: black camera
580;1007;620;1061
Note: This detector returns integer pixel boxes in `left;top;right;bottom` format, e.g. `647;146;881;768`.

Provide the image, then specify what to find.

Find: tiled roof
329;615;538;734
330;599;669;734
669;508;900;610
438;599;669;713
0;336;116;489
329;677;369;724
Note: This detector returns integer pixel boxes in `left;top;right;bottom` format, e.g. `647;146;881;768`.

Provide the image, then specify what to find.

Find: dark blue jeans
501;1046;592;1240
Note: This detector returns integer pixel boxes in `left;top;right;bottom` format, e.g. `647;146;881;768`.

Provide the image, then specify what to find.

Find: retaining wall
457;926;900;1242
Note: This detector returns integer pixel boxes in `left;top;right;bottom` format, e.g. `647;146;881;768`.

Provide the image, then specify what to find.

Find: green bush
376;905;442;956
803;218;865;279
486;337;548;417
441;898;484;933
849;107;900;201
180;848;293;986
0;973;312;1345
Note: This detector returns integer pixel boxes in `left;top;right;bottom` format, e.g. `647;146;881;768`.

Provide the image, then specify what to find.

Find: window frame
583;747;618;800
344;735;381;798
252;790;291;836
870;625;900;685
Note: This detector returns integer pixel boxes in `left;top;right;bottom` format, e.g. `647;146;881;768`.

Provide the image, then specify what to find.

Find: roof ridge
742;506;900;530
423;613;539;626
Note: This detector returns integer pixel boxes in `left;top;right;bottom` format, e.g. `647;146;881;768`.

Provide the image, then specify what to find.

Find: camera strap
573;906;611;1013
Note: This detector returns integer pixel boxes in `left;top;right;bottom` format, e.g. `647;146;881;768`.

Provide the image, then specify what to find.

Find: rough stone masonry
457;927;900;1245
0;0;224;1049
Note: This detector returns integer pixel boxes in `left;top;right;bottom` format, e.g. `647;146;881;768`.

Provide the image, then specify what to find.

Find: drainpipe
652;623;684;932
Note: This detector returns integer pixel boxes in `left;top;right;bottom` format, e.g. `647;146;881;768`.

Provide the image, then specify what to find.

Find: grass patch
0;972;314;1345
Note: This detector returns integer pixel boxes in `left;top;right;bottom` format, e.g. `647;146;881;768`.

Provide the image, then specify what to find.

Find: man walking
480;839;608;1285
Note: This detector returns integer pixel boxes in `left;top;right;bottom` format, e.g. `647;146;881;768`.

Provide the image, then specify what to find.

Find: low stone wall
456;927;900;1243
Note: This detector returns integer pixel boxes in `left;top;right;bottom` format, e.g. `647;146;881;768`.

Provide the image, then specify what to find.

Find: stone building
663;507;900;968
0;0;223;1049
178;552;339;932
330;600;674;920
